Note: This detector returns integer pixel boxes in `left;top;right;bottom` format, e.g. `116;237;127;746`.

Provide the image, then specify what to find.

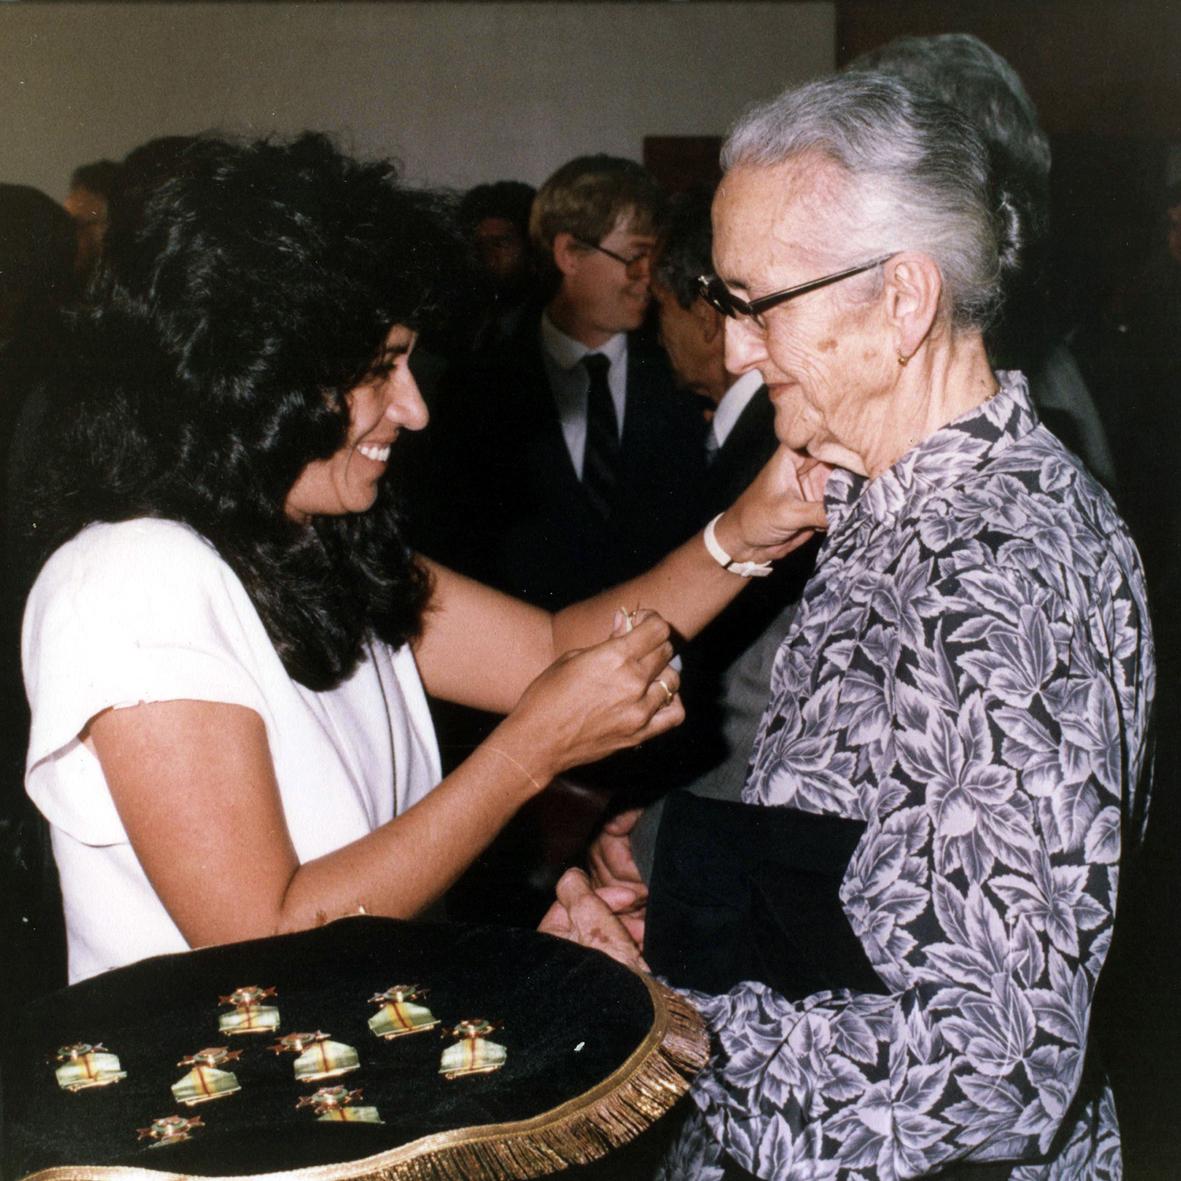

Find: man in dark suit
605;187;819;880
406;158;706;923
415;155;705;611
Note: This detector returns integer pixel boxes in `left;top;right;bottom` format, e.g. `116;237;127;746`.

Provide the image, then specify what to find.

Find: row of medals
52;985;506;1149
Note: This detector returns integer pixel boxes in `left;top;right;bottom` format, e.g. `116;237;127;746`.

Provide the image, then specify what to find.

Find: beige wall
1;1;835;200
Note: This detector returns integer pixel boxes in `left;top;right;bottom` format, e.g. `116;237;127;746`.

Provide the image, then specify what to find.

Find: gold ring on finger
657;678;675;708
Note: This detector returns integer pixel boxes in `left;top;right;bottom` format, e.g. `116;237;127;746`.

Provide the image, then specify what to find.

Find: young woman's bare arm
88;613;683;949
414;446;828;714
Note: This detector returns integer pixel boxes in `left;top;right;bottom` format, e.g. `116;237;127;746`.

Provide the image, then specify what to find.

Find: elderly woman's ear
882;252;942;363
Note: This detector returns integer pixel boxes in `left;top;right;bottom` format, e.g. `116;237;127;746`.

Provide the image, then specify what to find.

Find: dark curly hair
26;132;464;690
457;180;536;238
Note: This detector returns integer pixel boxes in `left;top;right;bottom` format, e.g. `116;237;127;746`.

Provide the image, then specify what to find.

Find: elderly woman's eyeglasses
697;254;897;324
574;236;652;273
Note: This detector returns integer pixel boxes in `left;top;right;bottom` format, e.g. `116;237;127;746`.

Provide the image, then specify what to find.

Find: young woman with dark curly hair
18;133;825;983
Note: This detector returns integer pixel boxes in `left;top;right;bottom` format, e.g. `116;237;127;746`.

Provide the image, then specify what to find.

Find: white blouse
23;518;441;982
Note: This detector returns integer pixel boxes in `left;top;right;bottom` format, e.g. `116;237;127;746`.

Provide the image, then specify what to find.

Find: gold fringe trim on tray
19;976;710;1181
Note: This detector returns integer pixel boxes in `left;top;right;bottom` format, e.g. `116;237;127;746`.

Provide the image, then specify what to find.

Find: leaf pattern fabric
661;373;1153;1180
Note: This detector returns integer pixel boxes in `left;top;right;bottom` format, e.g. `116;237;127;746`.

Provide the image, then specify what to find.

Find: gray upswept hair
848;34;1051;241
721;71;1023;332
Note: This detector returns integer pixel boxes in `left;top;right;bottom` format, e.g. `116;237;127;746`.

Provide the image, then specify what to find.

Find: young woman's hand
489;609;683;792
714;445;831;565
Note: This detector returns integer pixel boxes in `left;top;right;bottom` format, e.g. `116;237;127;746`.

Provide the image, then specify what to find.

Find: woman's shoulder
26;518;244;638
23;516;278;711
35;518;222;586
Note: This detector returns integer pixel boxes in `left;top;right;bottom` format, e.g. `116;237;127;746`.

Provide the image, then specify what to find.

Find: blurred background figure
848;33;1117;494
1;183;76;554
110;136;197;235
63;159;121;283
7;137;201;592
458;179;537;352
407;154;706;926
0;185;75;351
0;181;77;1010
415;153;703;606
647;187;731;416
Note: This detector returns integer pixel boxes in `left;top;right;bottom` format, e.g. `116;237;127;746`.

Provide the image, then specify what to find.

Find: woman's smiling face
284;325;427;521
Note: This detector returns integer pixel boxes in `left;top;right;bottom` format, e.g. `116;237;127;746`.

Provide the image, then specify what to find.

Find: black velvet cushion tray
1;916;707;1181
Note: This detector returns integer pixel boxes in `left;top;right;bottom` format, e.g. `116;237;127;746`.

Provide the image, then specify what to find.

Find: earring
897;353;910;367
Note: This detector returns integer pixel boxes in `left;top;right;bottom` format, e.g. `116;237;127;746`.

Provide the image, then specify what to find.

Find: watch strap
703;514;774;578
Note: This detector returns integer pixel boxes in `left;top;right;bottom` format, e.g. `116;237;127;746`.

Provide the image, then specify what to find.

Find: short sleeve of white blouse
22;519;441;983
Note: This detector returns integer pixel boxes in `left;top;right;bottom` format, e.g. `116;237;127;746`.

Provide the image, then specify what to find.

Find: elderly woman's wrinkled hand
719;445;832;564
586;807;648;939
588;807;646;896
538;868;648;972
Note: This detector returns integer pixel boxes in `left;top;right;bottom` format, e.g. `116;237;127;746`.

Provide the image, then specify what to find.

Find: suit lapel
512;321;587;500
619;346;654;470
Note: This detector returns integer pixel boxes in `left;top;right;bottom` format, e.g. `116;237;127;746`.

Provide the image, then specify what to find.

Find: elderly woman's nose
724;315;767;375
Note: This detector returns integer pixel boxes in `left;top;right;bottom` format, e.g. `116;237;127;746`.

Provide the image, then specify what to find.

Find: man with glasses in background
420;154;704;612
410;155;705;925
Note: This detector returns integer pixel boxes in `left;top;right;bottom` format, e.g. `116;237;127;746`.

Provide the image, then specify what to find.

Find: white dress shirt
23;519;441;982
539;313;628;477
709;369;765;452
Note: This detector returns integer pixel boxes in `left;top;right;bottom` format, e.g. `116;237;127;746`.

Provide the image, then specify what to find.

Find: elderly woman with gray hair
544;70;1153;1180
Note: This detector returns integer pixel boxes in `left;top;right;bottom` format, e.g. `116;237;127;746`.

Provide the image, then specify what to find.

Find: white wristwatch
703;514;774;578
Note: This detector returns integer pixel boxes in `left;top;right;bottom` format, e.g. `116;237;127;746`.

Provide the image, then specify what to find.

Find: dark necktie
581;353;620;517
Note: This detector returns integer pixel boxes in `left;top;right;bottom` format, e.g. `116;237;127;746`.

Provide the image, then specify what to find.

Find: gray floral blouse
661;373;1154;1180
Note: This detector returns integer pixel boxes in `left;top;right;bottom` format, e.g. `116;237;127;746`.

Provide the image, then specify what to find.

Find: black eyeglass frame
697;253;897;323
572;235;653;270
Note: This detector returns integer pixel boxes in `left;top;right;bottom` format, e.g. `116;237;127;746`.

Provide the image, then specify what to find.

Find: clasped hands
539;808;648;972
